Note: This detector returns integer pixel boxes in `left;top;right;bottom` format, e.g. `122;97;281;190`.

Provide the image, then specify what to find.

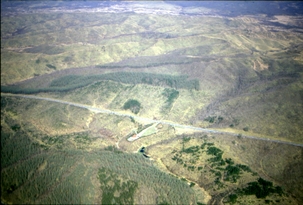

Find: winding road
2;93;303;148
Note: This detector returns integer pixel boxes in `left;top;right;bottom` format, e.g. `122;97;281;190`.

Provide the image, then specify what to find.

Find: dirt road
2;93;303;148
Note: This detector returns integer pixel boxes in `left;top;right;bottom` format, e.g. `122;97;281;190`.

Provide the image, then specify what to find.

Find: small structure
127;133;140;142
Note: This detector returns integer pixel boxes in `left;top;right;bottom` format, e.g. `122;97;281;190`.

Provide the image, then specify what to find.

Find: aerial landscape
1;1;303;204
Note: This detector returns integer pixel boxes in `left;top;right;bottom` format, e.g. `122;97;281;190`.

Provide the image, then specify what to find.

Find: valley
1;1;303;205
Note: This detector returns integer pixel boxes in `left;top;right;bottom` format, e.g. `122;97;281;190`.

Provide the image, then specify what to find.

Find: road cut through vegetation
2;93;303;148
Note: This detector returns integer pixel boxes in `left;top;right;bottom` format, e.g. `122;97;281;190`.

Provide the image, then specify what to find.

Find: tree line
1;72;200;94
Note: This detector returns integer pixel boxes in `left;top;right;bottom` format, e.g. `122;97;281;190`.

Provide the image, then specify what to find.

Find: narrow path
2;93;303;148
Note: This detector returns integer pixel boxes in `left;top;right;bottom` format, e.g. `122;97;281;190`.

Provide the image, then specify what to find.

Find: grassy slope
1;97;196;205
5;96;301;205
3;12;302;85
2;10;302;145
146;134;303;205
1;3;303;205
220;79;303;143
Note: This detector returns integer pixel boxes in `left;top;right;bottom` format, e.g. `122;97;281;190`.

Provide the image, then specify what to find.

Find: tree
123;99;141;114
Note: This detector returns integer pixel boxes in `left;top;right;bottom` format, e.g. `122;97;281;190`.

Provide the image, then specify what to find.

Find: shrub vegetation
1;72;200;94
123;99;141;114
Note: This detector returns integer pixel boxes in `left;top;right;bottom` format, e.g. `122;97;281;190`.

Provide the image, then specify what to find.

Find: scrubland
1;2;303;204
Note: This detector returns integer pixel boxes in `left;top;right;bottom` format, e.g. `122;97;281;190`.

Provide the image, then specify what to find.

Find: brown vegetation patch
98;128;114;138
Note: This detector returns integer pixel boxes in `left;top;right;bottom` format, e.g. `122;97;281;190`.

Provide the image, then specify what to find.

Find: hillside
1;1;303;205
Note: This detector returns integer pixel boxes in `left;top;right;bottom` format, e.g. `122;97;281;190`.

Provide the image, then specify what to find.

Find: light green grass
139;124;157;137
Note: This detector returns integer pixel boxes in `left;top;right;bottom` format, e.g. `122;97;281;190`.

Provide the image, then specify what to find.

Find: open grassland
1;96;90;135
3;67;301;143
196;70;303;144
1;2;303;204
2;10;302;85
2;10;302;143
5;77;209;125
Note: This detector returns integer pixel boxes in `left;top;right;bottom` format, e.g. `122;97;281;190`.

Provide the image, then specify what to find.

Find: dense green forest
1;127;196;204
